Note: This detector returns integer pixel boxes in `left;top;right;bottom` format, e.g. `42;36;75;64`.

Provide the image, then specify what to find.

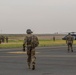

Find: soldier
66;33;74;52
23;29;39;70
53;36;55;41
1;35;5;43
5;36;8;43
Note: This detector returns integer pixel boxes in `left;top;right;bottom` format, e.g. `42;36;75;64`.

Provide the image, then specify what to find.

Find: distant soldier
66;33;74;52
53;36;55;41
23;29;39;70
5;36;8;43
1;35;5;43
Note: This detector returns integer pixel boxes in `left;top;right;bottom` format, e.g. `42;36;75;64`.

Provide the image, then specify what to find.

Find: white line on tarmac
7;51;39;54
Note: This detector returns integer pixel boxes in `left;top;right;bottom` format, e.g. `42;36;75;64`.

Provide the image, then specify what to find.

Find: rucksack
26;35;39;48
26;36;32;45
32;35;39;47
67;35;73;41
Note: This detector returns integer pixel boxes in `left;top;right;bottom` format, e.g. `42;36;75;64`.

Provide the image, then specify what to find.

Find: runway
0;46;76;75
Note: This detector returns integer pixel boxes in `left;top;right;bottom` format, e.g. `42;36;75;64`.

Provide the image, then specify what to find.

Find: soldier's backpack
32;35;39;48
67;35;73;41
26;36;32;45
26;35;39;48
66;35;73;43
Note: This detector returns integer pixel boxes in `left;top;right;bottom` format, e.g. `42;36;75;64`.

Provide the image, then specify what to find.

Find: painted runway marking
7;51;39;54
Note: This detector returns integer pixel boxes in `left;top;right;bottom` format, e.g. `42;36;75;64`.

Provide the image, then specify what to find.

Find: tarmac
0;46;76;75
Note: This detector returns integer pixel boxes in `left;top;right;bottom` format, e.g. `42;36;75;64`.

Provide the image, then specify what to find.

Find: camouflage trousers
67;43;73;52
27;47;36;70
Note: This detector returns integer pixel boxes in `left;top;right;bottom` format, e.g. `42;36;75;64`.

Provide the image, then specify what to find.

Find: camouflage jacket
66;35;73;44
23;34;39;48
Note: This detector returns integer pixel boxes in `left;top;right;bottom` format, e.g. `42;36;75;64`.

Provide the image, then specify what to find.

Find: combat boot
32;65;35;70
32;62;35;70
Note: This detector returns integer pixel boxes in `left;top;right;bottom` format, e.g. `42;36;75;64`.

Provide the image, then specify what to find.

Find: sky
0;0;76;34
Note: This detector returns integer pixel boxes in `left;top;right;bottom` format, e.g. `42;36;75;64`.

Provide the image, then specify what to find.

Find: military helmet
26;29;33;34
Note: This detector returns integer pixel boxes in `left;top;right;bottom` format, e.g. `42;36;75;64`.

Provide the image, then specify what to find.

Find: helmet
26;29;33;34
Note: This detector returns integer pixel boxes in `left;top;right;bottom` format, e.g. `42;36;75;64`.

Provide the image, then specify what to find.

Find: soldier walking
66;33;74;52
5;36;8;43
23;29;39;70
53;36;55;41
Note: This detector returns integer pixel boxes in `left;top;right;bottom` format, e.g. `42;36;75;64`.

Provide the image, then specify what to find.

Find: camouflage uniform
23;29;39;70
66;33;73;52
5;37;8;43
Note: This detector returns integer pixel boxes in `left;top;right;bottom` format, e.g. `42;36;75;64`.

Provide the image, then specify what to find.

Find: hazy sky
0;0;76;34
